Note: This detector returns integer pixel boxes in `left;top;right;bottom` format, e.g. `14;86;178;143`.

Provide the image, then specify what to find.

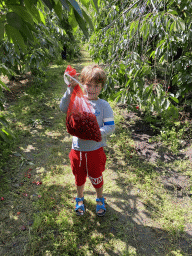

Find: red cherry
136;106;139;110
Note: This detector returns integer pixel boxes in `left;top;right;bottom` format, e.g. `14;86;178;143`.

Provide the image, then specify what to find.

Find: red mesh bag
64;66;102;142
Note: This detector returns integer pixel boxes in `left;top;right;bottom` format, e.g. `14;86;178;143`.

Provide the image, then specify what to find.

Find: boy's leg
95;185;103;198
76;184;85;213
95;185;104;214
69;150;87;214
77;184;85;198
86;148;106;215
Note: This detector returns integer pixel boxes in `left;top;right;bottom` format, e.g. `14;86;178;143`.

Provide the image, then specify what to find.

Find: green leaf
0;128;13;142
0;21;4;40
0;64;15;76
163;98;170;110
80;0;90;8
68;0;83;18
0;115;9;126
42;0;54;9
177;18;185;31
155;85;161;98
82;9;94;31
0;14;6;22
129;20;138;37
54;1;63;20
170;21;174;33
39;9;46;25
24;21;38;34
168;9;178;15
174;121;180;126
125;78;131;88
0;102;4;111
73;9;88;38
159;55;165;64
20;23;34;42
0;79;11;92
155;98;161;111
61;0;70;11
91;0;99;12
166;19;171;31
7;5;34;25
24;0;42;24
114;90;123;102
0;129;9;142
5;24;26;54
149;50;155;59
170;96;179;103
172;75;178;86
6;12;24;31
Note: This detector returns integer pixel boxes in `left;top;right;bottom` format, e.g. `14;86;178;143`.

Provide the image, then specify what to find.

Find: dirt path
1;49;192;255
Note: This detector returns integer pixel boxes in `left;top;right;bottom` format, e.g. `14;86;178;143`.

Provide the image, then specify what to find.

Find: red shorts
69;147;106;188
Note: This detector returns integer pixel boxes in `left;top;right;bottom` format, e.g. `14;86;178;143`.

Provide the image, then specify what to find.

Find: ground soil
119;105;192;193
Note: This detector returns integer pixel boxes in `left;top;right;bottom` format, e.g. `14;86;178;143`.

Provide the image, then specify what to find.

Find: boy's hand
70;73;80;88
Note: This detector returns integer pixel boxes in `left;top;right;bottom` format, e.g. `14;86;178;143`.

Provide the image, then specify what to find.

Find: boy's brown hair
80;65;107;87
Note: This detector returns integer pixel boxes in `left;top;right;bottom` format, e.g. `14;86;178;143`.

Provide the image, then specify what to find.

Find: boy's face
83;81;102;100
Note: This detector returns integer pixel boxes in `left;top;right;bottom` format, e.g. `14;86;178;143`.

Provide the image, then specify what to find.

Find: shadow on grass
1;177;192;255
13;181;192;255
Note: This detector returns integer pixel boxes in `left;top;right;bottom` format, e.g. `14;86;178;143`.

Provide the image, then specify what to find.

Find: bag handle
64;72;84;89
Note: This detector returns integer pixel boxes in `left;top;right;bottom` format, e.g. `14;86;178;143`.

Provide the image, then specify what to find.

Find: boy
60;65;115;216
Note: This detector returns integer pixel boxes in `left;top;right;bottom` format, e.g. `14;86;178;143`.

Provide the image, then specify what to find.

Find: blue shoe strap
75;204;85;212
96;197;105;204
96;204;106;212
75;197;84;203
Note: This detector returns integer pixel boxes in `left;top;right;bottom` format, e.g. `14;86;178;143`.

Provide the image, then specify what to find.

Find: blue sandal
75;197;85;216
96;197;106;217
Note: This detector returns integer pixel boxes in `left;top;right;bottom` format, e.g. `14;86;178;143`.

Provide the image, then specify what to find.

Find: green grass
0;48;192;255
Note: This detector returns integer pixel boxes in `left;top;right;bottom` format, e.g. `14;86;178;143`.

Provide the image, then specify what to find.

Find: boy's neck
86;96;100;101
89;98;99;101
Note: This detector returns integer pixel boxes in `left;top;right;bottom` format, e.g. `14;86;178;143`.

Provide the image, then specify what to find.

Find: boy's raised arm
60;87;73;113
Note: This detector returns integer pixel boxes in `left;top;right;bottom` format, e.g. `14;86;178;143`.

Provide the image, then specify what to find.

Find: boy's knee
89;175;103;188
